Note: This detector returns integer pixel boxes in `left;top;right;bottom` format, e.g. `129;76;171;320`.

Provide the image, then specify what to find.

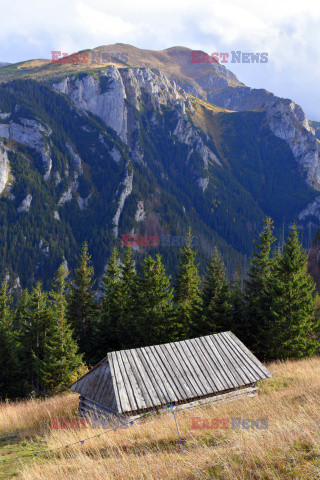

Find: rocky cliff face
0;47;319;288
266;99;320;190
210;86;273;111
85;46;320;194
53;66;195;148
53;66;221;213
0;142;9;195
309;121;320;140
2;44;318;193
210;86;320;190
89;44;244;98
0;65;219;232
0;116;52;179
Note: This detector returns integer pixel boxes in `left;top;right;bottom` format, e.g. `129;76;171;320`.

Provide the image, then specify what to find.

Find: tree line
1;218;319;400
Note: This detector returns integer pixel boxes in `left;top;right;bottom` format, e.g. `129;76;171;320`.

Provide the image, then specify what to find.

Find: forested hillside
1;221;319;400
0;63;318;292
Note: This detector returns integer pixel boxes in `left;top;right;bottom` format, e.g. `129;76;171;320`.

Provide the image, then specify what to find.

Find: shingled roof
71;331;272;415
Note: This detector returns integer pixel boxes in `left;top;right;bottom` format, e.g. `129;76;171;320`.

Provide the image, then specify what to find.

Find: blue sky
0;0;319;120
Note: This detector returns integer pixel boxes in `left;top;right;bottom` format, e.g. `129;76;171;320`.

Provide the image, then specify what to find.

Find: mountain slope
1;45;318;192
0;46;319;289
310;120;320;140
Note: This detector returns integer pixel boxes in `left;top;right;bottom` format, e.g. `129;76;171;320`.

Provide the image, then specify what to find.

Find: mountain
0;44;319;290
0;63;11;68
310;121;320;141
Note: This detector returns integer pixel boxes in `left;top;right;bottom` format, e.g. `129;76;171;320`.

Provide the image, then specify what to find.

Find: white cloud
0;0;319;118
75;2;138;37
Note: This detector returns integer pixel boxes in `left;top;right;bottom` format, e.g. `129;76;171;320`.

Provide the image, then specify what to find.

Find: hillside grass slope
0;357;319;479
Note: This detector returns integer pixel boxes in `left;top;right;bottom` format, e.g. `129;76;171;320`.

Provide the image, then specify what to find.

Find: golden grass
191;102;226;163
0;394;78;439
1;357;320;479
190;95;235;114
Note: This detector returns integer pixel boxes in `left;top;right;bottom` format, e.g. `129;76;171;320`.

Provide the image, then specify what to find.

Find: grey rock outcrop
266;99;320;189
53;66;220;187
210;87;320;190
112;169;133;237
0;143;9;195
18;194;32;212
0;117;53;179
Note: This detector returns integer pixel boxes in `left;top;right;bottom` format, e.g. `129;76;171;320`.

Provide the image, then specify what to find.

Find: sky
0;0;319;120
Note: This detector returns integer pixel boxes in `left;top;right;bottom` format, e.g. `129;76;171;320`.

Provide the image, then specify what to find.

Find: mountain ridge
0;44;319;290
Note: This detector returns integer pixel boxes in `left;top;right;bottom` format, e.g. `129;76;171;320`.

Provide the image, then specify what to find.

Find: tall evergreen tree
41;263;84;394
264;226;320;360
133;254;173;346
117;247;137;349
18;282;52;393
67;242;96;361
230;270;246;340
13;289;30;331
0;281;19;399
172;228;201;340
0;281;11;328
244;217;276;354
194;248;232;337
92;247;122;362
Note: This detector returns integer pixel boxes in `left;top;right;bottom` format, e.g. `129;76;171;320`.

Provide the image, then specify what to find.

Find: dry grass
190;99;229;164
1;357;320;479
0;394;78;439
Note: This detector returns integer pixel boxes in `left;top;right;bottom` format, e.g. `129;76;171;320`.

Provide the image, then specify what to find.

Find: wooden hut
71;331;272;419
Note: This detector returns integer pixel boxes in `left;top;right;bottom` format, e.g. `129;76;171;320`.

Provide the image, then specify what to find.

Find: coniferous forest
0;218;319;401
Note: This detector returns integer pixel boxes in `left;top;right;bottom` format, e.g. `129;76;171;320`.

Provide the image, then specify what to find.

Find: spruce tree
18;282;51;393
0;281;19;399
13;289;30;331
133;254;173;346
12;289;31;397
172;228;201;340
41;263;84;394
244;217;275;354
92;247;122;361
265;226;320;360
117;246;137;349
194;248;232;337
0;281;11;328
67;242;96;360
230;270;246;340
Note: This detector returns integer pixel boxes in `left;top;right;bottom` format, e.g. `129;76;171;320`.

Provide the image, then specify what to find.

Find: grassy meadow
0;357;320;479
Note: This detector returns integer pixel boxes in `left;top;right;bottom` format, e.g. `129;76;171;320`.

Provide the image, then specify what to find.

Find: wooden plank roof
71;331;272;414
